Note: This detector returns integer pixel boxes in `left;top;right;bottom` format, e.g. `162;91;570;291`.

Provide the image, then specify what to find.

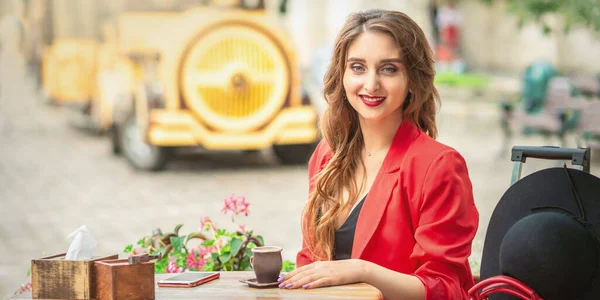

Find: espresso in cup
250;246;283;283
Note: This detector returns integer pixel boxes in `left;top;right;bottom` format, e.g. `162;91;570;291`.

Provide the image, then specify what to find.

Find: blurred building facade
460;0;600;74
1;0;600;75
288;0;600;75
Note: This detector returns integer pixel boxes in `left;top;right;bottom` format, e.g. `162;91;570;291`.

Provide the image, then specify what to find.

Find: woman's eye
381;67;397;73
350;65;365;72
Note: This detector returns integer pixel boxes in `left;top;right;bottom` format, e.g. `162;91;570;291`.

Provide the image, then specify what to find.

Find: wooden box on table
31;253;119;299
93;258;155;300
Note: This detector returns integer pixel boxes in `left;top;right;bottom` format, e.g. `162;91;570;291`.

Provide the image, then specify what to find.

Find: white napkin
65;225;98;260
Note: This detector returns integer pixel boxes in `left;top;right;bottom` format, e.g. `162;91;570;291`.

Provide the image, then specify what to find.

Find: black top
334;195;367;260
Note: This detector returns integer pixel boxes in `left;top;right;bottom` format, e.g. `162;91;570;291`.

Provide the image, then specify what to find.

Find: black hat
475;166;600;300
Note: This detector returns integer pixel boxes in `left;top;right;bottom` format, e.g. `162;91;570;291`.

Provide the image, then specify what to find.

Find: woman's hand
278;259;367;289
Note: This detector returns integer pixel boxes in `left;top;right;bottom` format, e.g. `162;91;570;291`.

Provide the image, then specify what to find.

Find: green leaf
211;252;219;261
173;224;183;235
154;256;168;274
217;229;226;236
136;237;146;246
282;260;296;272
170;236;186;253
256;235;264;246
219;252;231;264
247;242;258;253
201;240;215;246
240;259;250;271
123;244;133;253
245;248;253;257
219;241;231;254
230;238;243;257
27;267;31;277
542;24;552;35
204;261;215;272
176;256;186;268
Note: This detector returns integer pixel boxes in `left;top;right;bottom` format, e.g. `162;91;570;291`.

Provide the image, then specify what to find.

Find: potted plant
123;193;296;273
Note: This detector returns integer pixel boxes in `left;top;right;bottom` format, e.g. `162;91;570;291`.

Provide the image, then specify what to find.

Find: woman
278;9;479;300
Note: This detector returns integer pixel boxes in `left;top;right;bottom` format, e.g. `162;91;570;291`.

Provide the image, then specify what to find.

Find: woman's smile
359;94;386;107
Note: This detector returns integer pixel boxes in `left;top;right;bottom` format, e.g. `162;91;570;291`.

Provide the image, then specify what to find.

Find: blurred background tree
481;0;600;34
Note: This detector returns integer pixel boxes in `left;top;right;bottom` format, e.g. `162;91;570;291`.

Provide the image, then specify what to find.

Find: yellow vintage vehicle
41;1;319;171
41;12;177;133
114;8;319;170
135;11;321;170
41;39;98;106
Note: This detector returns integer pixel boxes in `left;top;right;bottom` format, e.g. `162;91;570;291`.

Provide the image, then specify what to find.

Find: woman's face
342;31;409;123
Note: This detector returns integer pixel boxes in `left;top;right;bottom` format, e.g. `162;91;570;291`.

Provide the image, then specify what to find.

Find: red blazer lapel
351;121;421;259
352;171;399;259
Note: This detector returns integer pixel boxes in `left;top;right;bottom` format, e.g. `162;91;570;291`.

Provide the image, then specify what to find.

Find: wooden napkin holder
31;253;119;300
93;258;155;300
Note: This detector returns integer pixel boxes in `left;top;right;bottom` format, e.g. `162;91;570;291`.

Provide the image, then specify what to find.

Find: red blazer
297;120;479;300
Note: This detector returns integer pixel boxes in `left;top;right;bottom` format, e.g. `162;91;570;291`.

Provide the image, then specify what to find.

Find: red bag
468;275;543;300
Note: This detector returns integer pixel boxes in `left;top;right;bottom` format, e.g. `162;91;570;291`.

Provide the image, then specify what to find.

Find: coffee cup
250;246;283;283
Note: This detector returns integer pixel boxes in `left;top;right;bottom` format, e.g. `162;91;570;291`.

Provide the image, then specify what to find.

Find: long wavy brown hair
302;9;440;261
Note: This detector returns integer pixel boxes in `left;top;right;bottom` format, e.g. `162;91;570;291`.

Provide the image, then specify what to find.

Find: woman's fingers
279;268;314;288
301;277;333;289
280;261;319;282
279;264;310;282
285;273;322;289
278;260;359;289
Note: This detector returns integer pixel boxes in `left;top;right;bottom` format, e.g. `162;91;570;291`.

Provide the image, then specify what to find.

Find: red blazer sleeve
410;149;479;300
296;140;329;267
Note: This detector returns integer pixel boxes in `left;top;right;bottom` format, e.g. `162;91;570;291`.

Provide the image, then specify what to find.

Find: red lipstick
359;95;386;107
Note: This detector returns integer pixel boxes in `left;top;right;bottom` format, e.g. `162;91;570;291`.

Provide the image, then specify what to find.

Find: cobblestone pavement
2;73;599;298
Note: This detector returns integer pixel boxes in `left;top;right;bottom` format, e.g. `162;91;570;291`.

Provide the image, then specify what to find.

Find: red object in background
443;25;459;49
436;44;455;62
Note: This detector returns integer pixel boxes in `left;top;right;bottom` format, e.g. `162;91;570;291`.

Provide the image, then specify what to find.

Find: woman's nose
363;73;380;93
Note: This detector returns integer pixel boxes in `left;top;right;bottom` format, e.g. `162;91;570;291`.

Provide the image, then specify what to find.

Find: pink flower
166;261;183;273
132;247;145;255
15;282;32;295
186;251;202;271
186;246;215;270
198;245;214;257
239;224;248;233
221;193;238;214
221;194;251;217
238;196;250;216
200;216;217;232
